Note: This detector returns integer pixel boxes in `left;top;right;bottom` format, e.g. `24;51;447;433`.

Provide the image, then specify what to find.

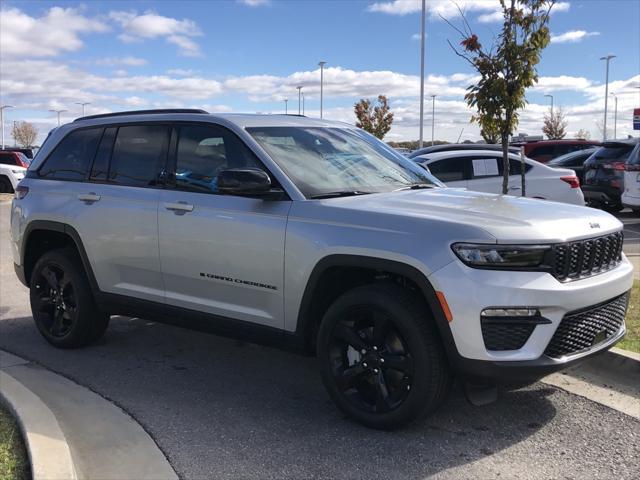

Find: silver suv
10;110;634;429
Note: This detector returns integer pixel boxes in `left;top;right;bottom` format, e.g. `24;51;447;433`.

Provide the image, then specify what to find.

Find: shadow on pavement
0;314;559;479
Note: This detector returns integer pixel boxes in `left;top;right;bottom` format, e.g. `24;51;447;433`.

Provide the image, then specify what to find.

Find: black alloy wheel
32;263;78;338
30;248;110;348
328;306;414;414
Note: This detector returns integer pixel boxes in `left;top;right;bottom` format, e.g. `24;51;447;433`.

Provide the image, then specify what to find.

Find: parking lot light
600;54;616;141
0;104;14;149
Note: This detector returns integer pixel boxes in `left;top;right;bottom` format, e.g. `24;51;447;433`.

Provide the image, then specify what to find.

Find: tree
446;0;555;194
575;128;590;140
354;95;394;140
480;124;500;144
11;121;38;148
542;107;567;139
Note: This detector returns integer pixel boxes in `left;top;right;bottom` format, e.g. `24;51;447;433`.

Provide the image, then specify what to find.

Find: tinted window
109;125;170;187
428;158;470;182
0;152;17;165
90;127;116;181
174;124;261;194
39;128;102;180
527;145;554;159
592;144;635;161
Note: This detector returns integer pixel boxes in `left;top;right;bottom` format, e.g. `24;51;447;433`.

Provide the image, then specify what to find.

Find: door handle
164;201;194;213
78;193;101;203
509;186;521;190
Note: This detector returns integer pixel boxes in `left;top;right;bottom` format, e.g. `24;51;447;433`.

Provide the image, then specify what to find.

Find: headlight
452;243;551;268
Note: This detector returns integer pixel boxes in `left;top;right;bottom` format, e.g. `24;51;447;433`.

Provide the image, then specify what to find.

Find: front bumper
428;256;634;381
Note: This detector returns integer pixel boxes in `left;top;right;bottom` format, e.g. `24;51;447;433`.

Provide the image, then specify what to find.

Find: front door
158;123;291;329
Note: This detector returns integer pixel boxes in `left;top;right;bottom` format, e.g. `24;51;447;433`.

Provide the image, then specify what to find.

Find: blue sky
1;0;639;143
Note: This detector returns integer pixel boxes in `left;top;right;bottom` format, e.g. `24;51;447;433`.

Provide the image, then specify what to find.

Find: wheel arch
22;220;99;292
295;254;458;360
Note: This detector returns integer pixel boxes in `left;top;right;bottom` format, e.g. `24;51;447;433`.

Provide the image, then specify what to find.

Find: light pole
49;109;67;127
13;121;17;146
296;86;303;115
600;54;616;141
418;0;426;148
431;95;436;146
284;98;288;115
75;102;91;117
544;94;554;115
302;92;305;116
610;92;617;139
319;61;326;119
0;105;14;150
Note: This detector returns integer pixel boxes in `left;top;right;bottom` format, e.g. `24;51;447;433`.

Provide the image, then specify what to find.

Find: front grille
544;293;628;358
552;232;623;282
481;321;536;351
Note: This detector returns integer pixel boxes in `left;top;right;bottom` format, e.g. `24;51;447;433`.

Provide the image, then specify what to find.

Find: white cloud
534;75;593;92
237;0;271;6
108;10;203;56
368;0;568;19
0;6;108;58
477;10;504;23
166;68;200;76
550;30;600;44
94;56;148;67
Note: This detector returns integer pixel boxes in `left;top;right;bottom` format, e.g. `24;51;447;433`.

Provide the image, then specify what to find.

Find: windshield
592;144;635;161
17;152;31;165
247;126;443;198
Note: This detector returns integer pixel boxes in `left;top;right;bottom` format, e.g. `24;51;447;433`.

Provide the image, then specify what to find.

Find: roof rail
74;109;209;122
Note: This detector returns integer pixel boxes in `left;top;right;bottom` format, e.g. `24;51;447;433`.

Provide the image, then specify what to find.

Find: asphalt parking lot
1;199;639;479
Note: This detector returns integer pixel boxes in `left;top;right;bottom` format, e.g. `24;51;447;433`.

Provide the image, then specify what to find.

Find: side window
507;158;532;175
0;153;16;165
39;128;102;180
428;158;470;182
109;125;170;187
527;145;554;160
90;127;116;181
174;124;261;194
471;157;500;178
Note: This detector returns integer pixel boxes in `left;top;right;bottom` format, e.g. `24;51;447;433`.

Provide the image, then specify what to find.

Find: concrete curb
0;350;178;480
542;347;640;420
0;366;77;480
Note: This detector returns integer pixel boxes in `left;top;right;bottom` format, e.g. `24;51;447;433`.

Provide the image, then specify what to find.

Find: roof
408;143;520;158
72;110;349;129
413;149;525;161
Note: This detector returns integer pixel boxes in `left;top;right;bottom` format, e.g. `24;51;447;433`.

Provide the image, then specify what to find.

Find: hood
322;188;622;244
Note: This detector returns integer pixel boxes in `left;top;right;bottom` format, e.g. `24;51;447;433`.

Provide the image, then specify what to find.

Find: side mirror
218;168;275;196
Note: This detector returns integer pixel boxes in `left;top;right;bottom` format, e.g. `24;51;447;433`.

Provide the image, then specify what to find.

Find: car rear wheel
30;248;109;348
317;283;451;430
0;176;13;193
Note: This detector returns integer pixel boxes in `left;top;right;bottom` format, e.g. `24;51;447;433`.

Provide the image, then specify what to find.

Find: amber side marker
435;291;453;322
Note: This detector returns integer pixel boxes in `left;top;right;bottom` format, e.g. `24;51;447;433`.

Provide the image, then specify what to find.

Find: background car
582;138;640;212
621;142;640;214
0;150;31;168
546;147;598;184
511;139;600;163
0;147;36;159
413;149;584;205
0;163;26;193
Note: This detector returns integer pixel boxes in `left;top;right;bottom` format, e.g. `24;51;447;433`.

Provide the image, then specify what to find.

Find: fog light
481;307;539;317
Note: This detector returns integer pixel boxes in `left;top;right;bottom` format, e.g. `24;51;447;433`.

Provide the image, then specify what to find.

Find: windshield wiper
310;190;373;199
394;183;436;191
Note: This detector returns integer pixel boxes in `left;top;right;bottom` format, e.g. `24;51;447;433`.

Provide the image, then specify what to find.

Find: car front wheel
317;283;451;430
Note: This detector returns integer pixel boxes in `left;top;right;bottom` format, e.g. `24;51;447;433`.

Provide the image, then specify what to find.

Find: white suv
621;142;640;214
10;110;634;429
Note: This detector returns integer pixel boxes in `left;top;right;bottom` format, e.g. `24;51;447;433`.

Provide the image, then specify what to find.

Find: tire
317;283;451;430
29;248;109;348
0;176;13;193
603;204;623;213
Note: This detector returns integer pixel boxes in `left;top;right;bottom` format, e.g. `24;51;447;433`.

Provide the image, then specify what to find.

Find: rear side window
527;145;554;159
627;144;640;166
109;125;170;187
39;127;102;180
428;158;471;182
0;152;17;165
90;127;116;181
592;144;635;161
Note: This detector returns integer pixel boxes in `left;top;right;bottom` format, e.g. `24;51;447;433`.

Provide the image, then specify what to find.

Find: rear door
466;156;503;193
73;124;168;302
157;122;290;329
624;144;640;200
